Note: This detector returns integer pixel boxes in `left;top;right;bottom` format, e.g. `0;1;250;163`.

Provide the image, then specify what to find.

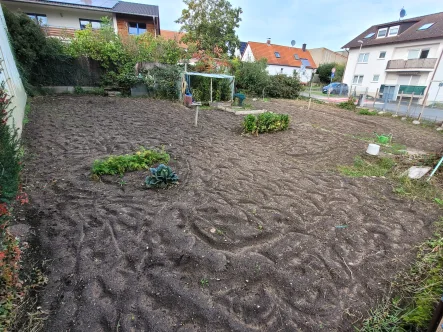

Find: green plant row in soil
92;147;170;176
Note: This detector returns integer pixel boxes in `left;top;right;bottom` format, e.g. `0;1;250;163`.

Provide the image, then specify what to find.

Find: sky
141;0;443;51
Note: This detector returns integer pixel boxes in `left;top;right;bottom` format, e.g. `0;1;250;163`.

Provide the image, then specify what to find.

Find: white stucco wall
266;64;314;83
343;38;443;97
0;5;27;136
428;58;443;104
241;44;255;62
2;2;111;29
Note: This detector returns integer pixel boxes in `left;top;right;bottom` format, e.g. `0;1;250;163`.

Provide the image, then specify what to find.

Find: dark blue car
322;83;349;95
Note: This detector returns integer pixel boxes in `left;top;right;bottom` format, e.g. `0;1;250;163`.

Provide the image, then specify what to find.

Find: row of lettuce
3;7;303;101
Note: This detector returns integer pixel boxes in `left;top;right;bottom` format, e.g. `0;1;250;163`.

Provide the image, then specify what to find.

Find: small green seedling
257;224;263;231
200;278;209;287
434;197;443;205
216;229;224;235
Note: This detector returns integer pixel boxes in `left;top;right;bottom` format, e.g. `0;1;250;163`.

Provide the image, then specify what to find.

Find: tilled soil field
22;96;442;331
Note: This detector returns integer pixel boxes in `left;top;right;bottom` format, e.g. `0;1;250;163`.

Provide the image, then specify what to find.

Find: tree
316;62;345;84
176;0;242;56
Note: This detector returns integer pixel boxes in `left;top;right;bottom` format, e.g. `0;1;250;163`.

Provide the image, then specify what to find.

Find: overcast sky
141;0;443;51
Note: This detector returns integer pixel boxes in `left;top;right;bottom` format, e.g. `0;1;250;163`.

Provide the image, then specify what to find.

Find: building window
27;13;47;25
407;49;420;59
79;19;101;30
128;22;147;35
377;28;388;38
364;32;375;39
407;49;429;59
274;52;281;58
378;51;386;59
418;23;434;31
294;54;300;60
419;49;429;59
372;75;380;82
358;53;369;63
353;75;364;84
388;25;399;36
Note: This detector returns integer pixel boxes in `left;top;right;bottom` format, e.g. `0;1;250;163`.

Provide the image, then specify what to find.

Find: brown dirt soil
22;96;442;332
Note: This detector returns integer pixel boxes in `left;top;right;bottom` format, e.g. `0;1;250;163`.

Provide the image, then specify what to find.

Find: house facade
308;47;348;66
342;12;443;105
1;0;160;38
241;40;317;84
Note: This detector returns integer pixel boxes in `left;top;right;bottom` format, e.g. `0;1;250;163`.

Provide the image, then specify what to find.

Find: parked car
322;83;349;95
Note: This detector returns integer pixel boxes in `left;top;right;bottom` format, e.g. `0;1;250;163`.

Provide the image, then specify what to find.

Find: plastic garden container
366;143;380;156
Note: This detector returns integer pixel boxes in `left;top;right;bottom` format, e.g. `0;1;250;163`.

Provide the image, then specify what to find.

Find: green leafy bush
0;72;24;330
266;74;303;99
243;112;290;135
232;58;270;96
92;147;170;175
145;164;179;188
338;98;357;111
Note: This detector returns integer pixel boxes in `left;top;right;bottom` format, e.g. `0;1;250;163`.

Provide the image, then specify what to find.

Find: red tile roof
247;41;317;68
160;30;187;48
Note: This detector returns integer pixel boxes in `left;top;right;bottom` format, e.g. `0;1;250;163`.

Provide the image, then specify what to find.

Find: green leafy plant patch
92;147;170;176
243;112;289;135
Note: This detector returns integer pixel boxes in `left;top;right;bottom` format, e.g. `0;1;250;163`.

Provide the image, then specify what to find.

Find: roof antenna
399;6;406;20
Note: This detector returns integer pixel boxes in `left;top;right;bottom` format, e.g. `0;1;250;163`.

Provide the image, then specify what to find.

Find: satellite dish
400;7;406;19
291;40;296;47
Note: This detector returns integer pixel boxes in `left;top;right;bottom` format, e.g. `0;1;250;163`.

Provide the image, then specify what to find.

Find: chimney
302;43;306;52
267;38;271;46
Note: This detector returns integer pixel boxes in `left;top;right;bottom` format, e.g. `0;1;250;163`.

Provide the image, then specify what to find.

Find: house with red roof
241;40;317;83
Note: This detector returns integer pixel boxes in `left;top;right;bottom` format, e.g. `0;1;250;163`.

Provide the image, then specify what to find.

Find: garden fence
353;85;443;123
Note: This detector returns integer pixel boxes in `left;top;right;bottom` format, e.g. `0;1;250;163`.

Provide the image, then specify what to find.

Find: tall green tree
316;62;345;84
176;0;242;56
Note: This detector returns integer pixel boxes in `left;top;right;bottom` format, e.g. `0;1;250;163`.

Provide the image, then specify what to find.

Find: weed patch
393;176;443;202
337;98;357;111
359;220;443;331
338;156;395;177
92;147;170;176
358;109;378;116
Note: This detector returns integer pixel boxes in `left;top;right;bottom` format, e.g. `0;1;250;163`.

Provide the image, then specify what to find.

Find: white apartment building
342;12;443;105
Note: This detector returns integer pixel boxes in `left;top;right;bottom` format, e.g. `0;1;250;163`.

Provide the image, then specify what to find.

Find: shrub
145;164;179;188
243;112;290;135
266;74;302;99
92;147;170;175
0;73;23;329
338;98;357;111
358;109;377;116
232;58;270;96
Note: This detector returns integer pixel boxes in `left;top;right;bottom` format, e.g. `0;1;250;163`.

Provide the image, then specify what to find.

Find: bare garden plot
22;96;442;331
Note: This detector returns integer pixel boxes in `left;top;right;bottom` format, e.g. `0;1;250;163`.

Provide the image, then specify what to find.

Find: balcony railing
386;58;437;70
380;84;426;95
40;25;77;38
